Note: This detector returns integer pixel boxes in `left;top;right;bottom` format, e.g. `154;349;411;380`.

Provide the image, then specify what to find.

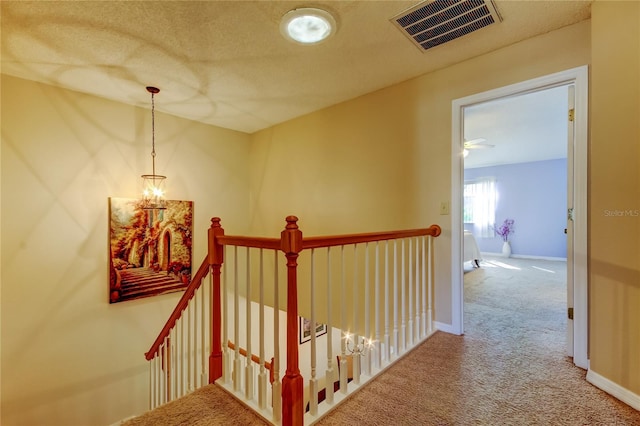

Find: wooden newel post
209;217;225;383
280;216;304;426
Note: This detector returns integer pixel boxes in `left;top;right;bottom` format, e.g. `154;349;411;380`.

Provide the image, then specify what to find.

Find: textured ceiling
463;85;569;169
2;1;591;134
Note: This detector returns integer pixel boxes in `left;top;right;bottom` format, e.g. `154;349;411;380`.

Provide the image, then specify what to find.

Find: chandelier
344;332;374;357
141;86;166;210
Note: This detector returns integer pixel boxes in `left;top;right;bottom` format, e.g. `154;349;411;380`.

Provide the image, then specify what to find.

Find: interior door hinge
568;108;575;122
568;307;574;320
567;207;574;221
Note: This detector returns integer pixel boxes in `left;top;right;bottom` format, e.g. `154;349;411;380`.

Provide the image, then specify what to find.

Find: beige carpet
122;384;270;426
126;255;640;425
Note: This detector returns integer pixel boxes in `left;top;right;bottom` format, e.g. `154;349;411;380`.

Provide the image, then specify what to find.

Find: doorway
450;66;588;369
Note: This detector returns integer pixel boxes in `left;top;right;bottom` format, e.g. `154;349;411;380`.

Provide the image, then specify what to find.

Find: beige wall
250;20;591;326
0;76;252;425
589;1;640;395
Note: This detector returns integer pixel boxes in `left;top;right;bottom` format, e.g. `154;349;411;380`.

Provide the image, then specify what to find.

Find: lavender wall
464;159;567;258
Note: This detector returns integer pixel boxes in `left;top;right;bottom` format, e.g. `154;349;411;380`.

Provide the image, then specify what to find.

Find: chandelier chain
151;91;156;175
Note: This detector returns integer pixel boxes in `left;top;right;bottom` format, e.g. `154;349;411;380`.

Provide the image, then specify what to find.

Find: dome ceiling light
280;7;337;44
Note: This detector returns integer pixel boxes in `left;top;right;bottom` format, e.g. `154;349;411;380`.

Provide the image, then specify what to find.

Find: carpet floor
126;255;640;425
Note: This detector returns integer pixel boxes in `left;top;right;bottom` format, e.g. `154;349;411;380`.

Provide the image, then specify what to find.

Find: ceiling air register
391;0;502;51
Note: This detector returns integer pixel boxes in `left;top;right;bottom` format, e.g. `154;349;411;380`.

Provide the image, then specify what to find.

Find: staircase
123;384;269;426
143;216;441;425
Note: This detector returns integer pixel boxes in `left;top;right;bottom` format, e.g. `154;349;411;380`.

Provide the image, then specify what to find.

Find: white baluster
272;251;281;423
179;311;184;396
149;357;154;409
173;328;179;399
325;246;334;404
168;330;174;401
427;235;434;334
415;237;420;342
167;343;171;404
393;240;399;358
309;249;319;415
185;306;190;395
233;246;241;392
186;303;192;393
155;355;160;408
407;239;414;347
192;291;198;390
222;246;231;384
201;277;207;387
185;309;189;395
401;239;406;353
155;355;160;409
363;243;371;376
159;344;165;406
339;246;348;393
353;244;361;384
374;242;381;369
245;247;254;401
384;241;390;363
421;236;427;338
258;249;267;409
169;331;176;402
157;349;162;407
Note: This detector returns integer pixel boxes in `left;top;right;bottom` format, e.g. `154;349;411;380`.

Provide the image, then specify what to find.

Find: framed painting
108;197;193;303
299;316;327;344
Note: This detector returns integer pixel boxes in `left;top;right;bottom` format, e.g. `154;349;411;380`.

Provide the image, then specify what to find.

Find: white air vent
391;0;502;52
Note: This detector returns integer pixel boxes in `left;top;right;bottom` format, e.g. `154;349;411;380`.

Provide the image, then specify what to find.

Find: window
464;177;497;238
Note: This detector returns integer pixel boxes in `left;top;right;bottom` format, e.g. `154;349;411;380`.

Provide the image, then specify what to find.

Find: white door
566;84;575;357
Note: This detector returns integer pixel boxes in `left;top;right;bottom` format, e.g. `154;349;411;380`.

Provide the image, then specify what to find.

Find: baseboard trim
480;252;567;262
108;415;137;426
434;321;458;335
587;368;640;410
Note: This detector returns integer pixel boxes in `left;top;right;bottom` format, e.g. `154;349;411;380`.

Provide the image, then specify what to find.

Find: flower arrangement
494;218;515;242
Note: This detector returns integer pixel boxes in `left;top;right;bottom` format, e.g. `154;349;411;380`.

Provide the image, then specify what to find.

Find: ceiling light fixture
141;86;166;211
280;7;336;44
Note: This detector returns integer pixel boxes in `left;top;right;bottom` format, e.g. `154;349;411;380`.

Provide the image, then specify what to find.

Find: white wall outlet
439;201;449;215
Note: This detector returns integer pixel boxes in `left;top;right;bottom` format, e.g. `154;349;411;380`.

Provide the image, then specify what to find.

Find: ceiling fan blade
464;137;486;146
466;143;495;149
464;138;494;149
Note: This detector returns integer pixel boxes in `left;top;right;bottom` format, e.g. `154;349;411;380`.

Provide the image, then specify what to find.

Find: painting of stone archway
108;197;193;303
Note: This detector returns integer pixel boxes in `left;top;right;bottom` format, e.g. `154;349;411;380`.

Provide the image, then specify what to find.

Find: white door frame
450;65;589;369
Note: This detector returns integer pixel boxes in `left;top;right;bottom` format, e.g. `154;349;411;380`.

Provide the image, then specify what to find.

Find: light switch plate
440;201;449;215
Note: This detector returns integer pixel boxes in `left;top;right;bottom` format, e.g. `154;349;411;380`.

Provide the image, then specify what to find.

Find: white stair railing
215;244;281;423
146;259;212;409
301;231;440;425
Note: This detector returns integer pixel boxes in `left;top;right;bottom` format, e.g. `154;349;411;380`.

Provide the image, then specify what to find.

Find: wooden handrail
145;256;210;360
302;224;442;250
213;225;441;252
227;340;274;377
216;225;442;250
217;235;281;250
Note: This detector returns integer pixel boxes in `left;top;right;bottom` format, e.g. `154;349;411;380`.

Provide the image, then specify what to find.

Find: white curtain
464;178;497;238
